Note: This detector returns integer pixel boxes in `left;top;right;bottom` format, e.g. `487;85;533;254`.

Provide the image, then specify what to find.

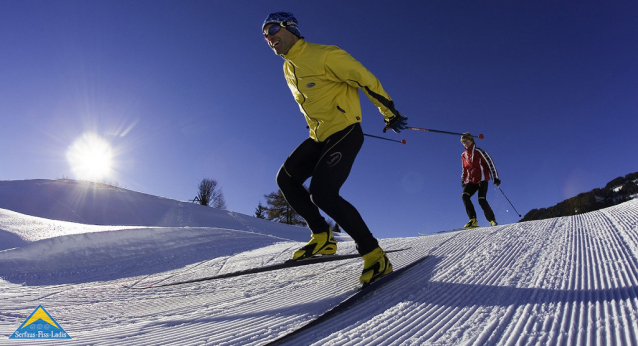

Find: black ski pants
462;181;496;222
276;123;379;256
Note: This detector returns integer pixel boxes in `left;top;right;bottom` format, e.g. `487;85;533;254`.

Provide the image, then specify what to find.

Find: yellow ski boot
464;218;479;229
359;247;393;284
292;229;337;260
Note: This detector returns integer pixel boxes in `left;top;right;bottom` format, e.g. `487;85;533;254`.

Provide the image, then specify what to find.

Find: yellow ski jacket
282;39;398;142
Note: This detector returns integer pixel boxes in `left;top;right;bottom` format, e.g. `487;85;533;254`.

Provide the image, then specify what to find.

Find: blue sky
1;0;636;238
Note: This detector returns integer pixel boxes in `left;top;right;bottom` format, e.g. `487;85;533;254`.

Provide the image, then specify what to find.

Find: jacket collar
464;142;475;153
464;143;476;161
282;39;306;60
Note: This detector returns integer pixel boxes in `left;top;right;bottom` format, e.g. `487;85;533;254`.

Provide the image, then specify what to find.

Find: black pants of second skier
462;181;496;222
276;123;379;256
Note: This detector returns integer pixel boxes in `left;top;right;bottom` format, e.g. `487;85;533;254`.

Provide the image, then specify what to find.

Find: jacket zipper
291;63;319;134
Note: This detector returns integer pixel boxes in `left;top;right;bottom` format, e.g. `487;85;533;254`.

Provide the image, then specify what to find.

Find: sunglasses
263;24;282;37
263;21;294;38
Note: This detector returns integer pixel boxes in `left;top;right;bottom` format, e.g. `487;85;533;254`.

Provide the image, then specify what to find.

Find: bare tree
197;179;226;209
211;190;227;210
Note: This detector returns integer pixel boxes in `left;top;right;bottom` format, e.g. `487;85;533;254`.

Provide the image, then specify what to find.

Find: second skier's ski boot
464;218;479;229
489;220;498;226
292;229;337;260
359;247;393;284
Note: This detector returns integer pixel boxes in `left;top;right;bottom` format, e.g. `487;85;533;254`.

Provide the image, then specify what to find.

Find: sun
66;133;113;181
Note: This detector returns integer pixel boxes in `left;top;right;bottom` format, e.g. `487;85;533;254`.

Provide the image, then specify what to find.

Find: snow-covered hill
0;179;326;244
1;179;637;345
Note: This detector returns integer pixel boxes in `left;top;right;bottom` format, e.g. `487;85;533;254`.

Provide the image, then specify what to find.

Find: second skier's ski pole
497;186;521;217
364;133;406;145
406;126;484;139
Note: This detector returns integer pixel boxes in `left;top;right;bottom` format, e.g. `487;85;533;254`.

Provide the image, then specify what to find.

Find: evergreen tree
263;190;306;226
255;201;267;219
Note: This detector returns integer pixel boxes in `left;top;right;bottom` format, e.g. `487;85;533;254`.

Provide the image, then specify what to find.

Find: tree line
520;171;638;222
193;178;305;224
195;178;337;228
198;170;638;228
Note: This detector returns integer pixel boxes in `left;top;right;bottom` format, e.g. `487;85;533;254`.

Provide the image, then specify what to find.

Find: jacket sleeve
476;148;499;181
323;48;398;121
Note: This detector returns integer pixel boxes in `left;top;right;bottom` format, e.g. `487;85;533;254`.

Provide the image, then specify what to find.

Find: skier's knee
276;165;298;191
275;166;287;189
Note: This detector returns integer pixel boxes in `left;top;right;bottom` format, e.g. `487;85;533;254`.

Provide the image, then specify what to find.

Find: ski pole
497;186;521;217
405;126;484;139
364;133;406;145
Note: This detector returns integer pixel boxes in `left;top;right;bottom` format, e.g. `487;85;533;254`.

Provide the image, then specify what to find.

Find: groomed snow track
1;200;637;345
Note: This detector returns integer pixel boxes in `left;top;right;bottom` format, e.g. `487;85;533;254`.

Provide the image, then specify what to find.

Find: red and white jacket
461;144;499;185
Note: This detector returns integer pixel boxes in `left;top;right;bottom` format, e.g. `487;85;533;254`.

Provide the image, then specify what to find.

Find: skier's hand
383;112;408;133
494;178;501;187
462;181;466;188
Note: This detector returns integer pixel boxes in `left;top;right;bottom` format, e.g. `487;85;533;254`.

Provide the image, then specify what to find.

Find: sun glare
66;133;113;181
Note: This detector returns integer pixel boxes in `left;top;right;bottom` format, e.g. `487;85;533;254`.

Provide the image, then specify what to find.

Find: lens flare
66;133;113;181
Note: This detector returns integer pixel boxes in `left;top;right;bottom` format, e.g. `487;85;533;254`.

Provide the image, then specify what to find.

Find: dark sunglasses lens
264;24;281;36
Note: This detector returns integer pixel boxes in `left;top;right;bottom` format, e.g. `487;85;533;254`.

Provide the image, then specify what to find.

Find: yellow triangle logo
10;305;71;339
21;306;60;329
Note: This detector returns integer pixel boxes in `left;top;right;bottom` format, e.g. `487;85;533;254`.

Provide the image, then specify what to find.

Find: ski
265;253;430;345
125;248;409;289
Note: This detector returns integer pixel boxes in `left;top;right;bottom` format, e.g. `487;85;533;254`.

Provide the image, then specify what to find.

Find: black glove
494;178;501;186
383;112;408;133
462;181;466;188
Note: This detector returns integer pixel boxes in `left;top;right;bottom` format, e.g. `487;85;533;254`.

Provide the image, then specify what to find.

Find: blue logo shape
9;305;71;339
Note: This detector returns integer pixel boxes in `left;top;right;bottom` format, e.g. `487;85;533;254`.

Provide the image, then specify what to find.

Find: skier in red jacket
461;132;501;228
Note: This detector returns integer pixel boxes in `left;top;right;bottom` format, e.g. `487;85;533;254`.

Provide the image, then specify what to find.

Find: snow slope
0;179;326;244
1;179;638;345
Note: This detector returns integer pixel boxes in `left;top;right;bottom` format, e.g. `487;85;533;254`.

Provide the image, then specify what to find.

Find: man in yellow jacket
263;12;407;284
